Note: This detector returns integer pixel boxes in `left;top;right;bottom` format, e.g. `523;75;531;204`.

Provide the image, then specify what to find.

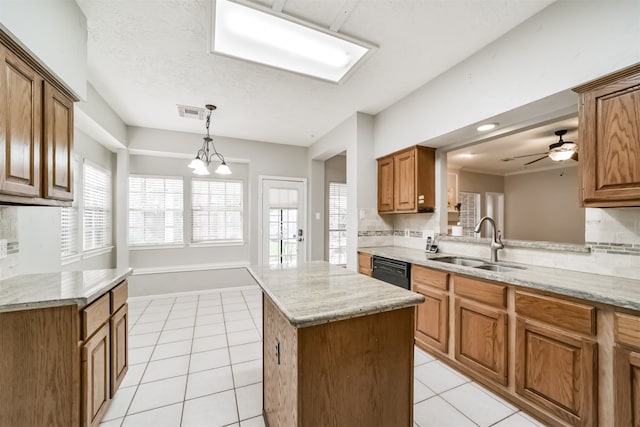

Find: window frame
190;178;244;245
82;159;113;254
128;174;185;249
328;181;347;266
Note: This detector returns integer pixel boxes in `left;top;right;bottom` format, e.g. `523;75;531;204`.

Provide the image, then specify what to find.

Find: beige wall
324;154;347;260
504;166;584;244
456;170;505;221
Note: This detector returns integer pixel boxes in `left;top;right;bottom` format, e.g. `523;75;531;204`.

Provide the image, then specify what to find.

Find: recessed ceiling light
211;0;375;83
460;153;475;158
477;123;498;132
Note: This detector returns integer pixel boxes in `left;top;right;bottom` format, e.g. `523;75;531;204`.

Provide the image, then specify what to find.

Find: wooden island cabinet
0;277;129;427
250;262;423;427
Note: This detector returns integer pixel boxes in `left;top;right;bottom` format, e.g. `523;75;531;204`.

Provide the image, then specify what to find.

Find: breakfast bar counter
248;261;424;427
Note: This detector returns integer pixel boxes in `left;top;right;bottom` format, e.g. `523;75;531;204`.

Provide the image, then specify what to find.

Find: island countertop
248;261;424;328
0;267;134;313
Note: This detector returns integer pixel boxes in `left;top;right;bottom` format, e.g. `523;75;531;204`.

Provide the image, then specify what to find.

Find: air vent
177;104;207;120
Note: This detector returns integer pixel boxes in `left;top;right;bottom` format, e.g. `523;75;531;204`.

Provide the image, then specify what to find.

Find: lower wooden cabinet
82;322;111;427
515;317;596;426
455;297;508;385
111;303;129;395
358;252;372;276
614;312;640;426
412;265;449;354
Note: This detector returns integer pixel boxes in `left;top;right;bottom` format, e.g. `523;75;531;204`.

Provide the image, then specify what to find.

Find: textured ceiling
76;0;555;146
448;116;579;175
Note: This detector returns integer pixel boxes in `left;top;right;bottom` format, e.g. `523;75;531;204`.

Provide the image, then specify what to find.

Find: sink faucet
473;216;504;262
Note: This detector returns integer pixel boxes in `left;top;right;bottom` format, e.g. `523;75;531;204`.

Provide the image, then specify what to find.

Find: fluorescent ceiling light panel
212;0;373;83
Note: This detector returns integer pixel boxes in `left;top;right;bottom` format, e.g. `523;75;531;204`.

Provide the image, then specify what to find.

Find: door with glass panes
261;178;306;265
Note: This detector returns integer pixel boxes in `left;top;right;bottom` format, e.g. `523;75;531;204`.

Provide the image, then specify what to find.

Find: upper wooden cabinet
573;63;640;207
377;145;435;214
0;31;77;206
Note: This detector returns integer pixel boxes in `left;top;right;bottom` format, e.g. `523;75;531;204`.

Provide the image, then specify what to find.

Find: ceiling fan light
561;142;577;151
549;150;574;161
215;161;232;175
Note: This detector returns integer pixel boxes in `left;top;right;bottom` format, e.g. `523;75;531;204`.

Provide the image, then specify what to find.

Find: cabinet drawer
82;294;110;340
515;291;596;336
454;275;506;308
615;312;640;349
412;265;449;291
110;280;128;314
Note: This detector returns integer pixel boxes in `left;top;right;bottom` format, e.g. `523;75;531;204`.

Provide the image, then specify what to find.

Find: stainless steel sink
432;256;526;272
474;264;526;272
431;256;486;267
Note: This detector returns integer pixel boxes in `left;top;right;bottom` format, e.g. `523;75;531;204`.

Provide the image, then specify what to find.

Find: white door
261;178;306;265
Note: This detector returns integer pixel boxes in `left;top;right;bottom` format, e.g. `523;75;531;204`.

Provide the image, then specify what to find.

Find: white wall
374;1;640;157
0;0;87;99
127;126;308;267
75;83;128;150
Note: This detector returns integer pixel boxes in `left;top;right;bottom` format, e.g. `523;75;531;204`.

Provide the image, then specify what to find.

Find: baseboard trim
127;284;260;301
131;261;251;276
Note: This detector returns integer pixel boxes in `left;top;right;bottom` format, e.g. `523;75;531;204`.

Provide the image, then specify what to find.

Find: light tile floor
101;286;548;427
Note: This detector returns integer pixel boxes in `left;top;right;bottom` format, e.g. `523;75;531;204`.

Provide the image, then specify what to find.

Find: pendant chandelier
187;104;231;175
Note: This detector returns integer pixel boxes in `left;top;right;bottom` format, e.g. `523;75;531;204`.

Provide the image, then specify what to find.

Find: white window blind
192;179;243;242
328;182;347;265
128;175;184;246
61;206;78;258
61;158;81;259
83;162;112;251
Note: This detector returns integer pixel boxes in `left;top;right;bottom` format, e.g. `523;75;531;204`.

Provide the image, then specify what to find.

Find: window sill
129;244;186;251
189;241;245;248
82;246;114;259
61;254;82;265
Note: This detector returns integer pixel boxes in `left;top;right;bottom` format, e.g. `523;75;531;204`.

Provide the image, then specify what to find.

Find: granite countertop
359;246;640;311
247;261;424;328
0;268;134;313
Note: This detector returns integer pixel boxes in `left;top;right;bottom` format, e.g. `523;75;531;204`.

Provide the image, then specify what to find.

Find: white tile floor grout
101;286;548;427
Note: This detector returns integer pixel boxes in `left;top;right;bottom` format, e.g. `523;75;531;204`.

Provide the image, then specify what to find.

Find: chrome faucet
474;216;504;262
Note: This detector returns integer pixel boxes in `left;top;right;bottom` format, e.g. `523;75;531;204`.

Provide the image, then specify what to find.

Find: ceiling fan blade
509;152;549;159
524;155;548;166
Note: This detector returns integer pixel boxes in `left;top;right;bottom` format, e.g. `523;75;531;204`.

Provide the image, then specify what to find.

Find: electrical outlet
0;239;7;259
404;229;410;238
423;229;435;240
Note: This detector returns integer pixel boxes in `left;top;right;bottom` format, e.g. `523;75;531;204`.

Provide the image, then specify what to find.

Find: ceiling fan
501;130;578;166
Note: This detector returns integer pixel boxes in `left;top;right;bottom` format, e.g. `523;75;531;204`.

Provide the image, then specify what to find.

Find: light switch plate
0;239;7;259
315;212;321;220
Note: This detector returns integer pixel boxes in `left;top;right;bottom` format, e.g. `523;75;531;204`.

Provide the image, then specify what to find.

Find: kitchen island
248;261;424;427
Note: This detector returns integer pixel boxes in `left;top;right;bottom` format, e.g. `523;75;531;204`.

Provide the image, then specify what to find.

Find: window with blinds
128;175;184;246
83;162;112;251
61;158;81;259
61;206;78;258
192;179;243;243
328;182;347;265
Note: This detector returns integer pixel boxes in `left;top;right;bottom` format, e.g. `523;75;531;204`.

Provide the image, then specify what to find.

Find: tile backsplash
358;206;640;280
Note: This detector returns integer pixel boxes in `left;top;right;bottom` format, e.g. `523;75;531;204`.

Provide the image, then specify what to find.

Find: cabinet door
515;317;596;427
82;322;111;427
415;283;448;353
455;298;507;385
394;149;416;211
377;156;394;212
110;304;128;396
0;46;42;197
579;69;640;206
43;82;73;200
615;347;640;427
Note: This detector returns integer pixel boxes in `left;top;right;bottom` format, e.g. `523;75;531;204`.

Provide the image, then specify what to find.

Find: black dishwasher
371;256;411;290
